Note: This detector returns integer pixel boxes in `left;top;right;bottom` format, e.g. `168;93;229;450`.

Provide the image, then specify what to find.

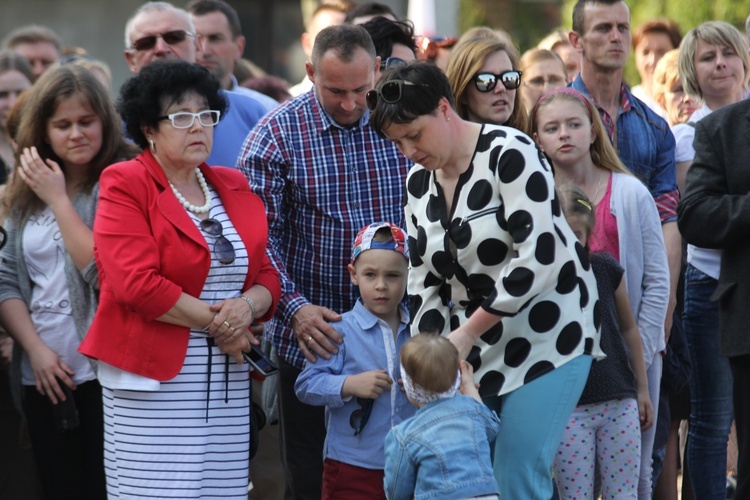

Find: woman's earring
149;139;157;154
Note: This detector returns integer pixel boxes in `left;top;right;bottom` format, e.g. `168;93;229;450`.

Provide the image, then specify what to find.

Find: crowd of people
0;0;748;499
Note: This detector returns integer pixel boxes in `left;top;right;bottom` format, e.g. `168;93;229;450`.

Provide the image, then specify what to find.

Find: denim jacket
571;75;678;223
384;395;500;499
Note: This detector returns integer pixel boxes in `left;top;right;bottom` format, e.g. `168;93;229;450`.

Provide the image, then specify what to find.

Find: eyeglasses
131;30;194;51
0;226;6;251
524;75;566;89
349;398;374;436
473;71;523;92
366;80;430;111
200;218;236;264
158;110;221;129
380;57;408;71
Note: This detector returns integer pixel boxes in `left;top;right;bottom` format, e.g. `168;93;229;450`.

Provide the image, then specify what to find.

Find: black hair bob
118;60;227;149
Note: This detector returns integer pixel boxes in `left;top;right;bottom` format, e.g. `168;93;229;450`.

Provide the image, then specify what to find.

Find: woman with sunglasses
446;34;528;132
79;61;280;499
0;64;135;499
368;61;603;499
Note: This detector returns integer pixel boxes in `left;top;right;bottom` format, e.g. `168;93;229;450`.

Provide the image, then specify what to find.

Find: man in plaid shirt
239;24;410;499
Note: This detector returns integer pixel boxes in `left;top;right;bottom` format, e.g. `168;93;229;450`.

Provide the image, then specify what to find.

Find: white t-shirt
672;102;722;278
22;207;96;386
631;84;668;120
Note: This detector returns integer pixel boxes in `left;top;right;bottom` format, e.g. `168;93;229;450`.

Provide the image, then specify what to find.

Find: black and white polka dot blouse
405;125;604;398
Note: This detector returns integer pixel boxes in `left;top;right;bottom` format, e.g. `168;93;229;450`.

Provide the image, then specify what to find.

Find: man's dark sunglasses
473;70;523;92
366;80;430;111
131;30;193;51
200;218;236;265
349;398;374;436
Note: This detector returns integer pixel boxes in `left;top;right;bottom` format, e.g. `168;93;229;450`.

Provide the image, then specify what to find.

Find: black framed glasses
349;398;374;436
473;70;523;92
131;30;194;51
0;226;6;251
200;218;236;264
366;80;430;111
380;57;408;71
158;110;221;129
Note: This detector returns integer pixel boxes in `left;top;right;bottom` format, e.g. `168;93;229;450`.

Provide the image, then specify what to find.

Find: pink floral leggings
553;398;642;499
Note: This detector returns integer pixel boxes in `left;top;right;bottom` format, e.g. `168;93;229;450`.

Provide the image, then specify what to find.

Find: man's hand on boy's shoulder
292;304;343;363
341;369;393;399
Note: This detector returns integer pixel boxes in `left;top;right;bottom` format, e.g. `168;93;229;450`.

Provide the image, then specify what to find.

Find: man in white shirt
289;2;348;97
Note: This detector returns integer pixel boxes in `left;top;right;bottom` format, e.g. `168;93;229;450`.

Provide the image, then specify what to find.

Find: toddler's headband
400;362;461;405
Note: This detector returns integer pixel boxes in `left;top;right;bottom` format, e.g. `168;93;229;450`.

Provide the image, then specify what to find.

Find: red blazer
79;150;281;381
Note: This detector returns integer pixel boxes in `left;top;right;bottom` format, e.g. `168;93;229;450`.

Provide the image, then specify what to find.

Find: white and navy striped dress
102;187;252;499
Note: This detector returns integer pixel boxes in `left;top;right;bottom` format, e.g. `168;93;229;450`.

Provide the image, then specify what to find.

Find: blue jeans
683;264;733;500
485;355;591;500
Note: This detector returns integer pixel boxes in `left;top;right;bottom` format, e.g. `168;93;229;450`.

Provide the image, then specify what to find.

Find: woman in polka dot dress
553;184;653;499
368;62;604;499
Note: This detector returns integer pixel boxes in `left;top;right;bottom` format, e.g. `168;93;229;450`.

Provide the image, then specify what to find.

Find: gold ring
306;335;313;344
223;320;233;330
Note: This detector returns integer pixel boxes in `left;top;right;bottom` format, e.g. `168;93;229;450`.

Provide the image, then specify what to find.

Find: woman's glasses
473;71;523;92
158;110;221;129
366;80;430;111
199;218;236;264
131;30;194;51
349;398;374;436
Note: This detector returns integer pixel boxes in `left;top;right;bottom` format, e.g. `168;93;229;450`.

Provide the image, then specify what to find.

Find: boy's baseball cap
351;222;409;264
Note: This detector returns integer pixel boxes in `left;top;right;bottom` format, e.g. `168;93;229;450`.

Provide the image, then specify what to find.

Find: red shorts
322;458;386;500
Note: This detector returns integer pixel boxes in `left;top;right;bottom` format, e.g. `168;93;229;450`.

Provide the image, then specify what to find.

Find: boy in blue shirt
295;222;414;499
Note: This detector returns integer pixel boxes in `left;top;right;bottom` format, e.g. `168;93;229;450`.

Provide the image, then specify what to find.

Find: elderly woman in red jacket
79;61;280;500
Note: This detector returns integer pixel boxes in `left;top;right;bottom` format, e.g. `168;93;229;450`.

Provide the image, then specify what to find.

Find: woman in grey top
0;64;134;499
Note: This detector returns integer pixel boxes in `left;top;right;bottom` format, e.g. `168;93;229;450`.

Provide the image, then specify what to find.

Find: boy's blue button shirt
295;300;415;470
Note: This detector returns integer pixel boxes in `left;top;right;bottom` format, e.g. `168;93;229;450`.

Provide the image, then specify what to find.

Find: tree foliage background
562;0;750;85
461;0;750;87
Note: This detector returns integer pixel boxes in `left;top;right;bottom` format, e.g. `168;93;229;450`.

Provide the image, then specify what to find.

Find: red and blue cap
351;222;409;264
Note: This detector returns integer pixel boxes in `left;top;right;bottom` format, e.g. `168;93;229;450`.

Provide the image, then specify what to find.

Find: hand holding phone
243;345;279;377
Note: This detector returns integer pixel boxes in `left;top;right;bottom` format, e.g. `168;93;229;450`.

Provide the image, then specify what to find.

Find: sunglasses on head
131;30;193;51
366;80;430;111
349;398;374;436
199;218;236;265
473;70;523;92
380;57;408;71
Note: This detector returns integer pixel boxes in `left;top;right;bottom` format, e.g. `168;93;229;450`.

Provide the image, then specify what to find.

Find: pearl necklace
169;168;211;214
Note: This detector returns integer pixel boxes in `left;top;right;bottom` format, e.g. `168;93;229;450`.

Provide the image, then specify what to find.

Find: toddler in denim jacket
384;334;500;499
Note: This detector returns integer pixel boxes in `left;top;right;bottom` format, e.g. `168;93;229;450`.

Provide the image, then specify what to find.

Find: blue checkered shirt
238;90;411;369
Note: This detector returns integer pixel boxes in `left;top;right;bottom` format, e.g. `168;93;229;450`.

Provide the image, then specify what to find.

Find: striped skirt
102;336;251;499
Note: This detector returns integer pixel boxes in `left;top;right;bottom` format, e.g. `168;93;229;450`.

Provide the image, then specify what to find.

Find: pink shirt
589;173;620;261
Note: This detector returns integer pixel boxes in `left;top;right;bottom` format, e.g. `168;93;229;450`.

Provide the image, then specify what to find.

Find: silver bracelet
239;295;256;322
